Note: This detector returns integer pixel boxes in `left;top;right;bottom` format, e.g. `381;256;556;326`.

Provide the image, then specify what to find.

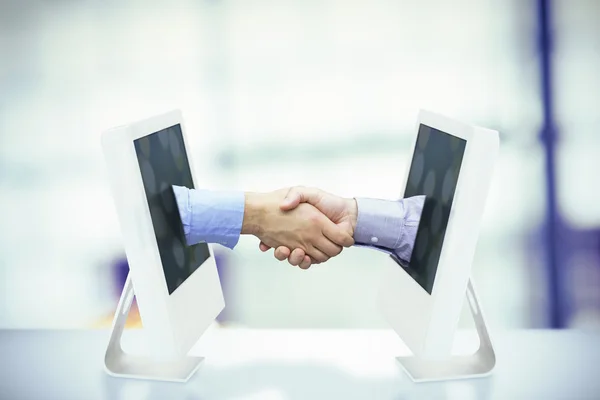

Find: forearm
354;198;406;248
174;186;289;249
353;196;425;262
173;185;246;249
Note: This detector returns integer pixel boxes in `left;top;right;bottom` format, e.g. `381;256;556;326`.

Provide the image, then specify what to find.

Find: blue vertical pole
537;0;563;328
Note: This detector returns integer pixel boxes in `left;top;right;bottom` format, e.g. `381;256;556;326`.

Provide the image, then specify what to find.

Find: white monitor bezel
378;110;499;358
102;110;224;357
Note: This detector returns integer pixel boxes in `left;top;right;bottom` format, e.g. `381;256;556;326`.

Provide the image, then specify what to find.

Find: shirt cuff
354;197;406;250
354;195;425;261
172;185;245;249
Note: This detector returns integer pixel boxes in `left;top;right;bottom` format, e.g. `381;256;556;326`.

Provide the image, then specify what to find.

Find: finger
280;186;322;211
314;237;343;258
307;247;329;263
288;248;306;266
259;242;271;252
322;221;355;248
299;255;312;269
274;247;291;261
280;188;302;211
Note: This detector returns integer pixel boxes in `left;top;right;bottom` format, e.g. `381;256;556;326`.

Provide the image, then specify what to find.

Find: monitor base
396;279;496;382
104;274;204;382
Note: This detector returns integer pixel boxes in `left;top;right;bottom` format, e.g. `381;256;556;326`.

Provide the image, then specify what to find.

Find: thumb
321;219;355;248
280;186;321;211
280;189;302;211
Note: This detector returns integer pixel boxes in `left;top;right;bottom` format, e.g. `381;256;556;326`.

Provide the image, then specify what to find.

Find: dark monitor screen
134;124;211;295
396;124;466;294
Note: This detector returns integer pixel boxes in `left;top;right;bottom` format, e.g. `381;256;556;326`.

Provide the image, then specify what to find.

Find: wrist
242;192;266;236
346;197;358;232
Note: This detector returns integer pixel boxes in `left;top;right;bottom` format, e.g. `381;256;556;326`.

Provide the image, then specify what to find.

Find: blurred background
0;0;598;331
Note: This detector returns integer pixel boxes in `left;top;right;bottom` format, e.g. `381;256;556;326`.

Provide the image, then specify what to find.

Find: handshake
173;184;422;269
241;186;358;270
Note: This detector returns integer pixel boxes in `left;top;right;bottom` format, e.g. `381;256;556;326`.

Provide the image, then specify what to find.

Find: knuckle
308;213;322;224
316;253;328;263
288;253;299;265
301;258;312;269
274;248;287;260
331;246;342;256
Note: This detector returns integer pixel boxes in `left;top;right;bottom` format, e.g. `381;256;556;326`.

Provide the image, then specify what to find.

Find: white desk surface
1;328;598;400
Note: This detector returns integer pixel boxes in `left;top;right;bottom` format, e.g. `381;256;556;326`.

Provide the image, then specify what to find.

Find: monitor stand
396;279;496;382
104;274;204;382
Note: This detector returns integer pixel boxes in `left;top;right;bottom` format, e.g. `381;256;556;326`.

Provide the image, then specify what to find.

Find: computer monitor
101;110;224;368
378;110;499;364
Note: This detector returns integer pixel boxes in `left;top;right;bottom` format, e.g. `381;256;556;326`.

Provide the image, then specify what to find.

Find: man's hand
258;186;358;268
243;189;354;267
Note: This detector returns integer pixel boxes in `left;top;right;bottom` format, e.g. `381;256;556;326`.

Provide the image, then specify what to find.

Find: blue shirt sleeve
353;195;425;263
172;185;245;249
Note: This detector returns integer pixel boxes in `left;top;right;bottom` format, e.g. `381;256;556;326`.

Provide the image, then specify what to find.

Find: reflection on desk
1;328;599;400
